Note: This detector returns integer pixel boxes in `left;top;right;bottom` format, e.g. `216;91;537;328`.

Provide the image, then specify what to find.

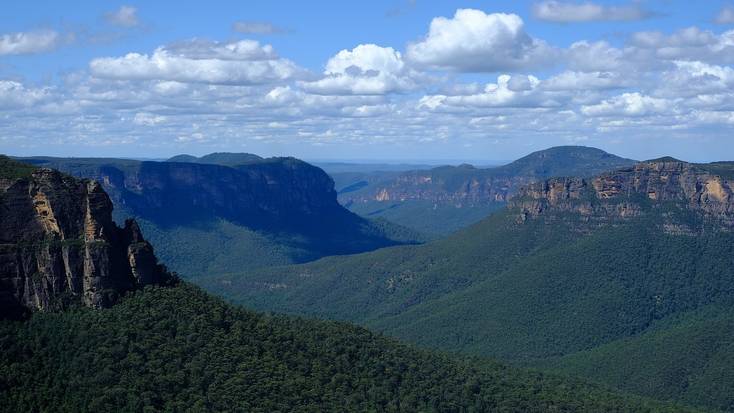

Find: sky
2;0;734;162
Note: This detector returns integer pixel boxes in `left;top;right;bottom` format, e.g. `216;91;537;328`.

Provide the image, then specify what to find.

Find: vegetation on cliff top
0;156;36;180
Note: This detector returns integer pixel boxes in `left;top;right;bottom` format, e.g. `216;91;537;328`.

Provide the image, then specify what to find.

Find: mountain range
0;156;692;413
5;147;734;411
198;156;734;412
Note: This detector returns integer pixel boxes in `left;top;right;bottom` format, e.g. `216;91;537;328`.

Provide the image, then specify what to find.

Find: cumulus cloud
543;71;631;90
263;85;388;117
105;6;139;27
133;112;167;125
89;39;304;85
657;61;734;99
6;8;734;156
532;1;653;23
567;41;629;72
0;80;50;108
300;44;424;95
418;74;566;111
581;93;674;117
715;6;734;24
406;9;557;72
0;30;59;55
629;27;734;64
233;21;285;34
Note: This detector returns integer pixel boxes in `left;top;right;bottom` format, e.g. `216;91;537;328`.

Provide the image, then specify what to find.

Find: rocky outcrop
0;166;170;318
511;159;734;228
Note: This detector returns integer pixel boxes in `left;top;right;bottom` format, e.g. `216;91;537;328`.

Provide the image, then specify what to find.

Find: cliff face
352;168;525;207
339;146;635;208
511;159;734;229
34;157;347;230
18;155;402;262
0;166;169;318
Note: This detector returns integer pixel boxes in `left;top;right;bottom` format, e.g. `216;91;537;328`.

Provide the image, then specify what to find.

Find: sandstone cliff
511;158;734;229
340;146;635;208
0;161;170;318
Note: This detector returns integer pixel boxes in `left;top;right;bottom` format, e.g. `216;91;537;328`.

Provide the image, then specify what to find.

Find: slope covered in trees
0;283;695;413
198;158;734;411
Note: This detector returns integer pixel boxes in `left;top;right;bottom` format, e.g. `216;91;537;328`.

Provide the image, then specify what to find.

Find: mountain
339;146;636;235
16;155;414;278
1;284;697;413
0;159;690;412
167;152;264;166
198;158;734;411
0;156;171;318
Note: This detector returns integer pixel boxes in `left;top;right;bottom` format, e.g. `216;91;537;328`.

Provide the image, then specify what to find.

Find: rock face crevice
511;159;734;228
0;167;170;318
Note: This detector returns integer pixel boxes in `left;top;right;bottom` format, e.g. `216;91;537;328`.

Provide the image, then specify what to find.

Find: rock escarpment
511;158;734;229
340;146;635;208
0;163;170;318
27;157;357;230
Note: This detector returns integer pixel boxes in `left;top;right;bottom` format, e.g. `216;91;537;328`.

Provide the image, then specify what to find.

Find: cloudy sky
2;0;734;162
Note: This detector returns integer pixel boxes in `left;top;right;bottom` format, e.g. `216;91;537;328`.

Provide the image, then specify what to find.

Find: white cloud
90;39;304;85
0;81;50;108
532;1;652;23
105;6;139;27
0;30;59;55
630;27;734;64
567;41;628;72
419;74;565;110
581;93;674;117
657;60;734;99
263;85;388;117
715;6;734;24
543;71;631;90
406;9;557;72
6;10;734;157
300;44;423;95
233;21;284;34
133;112;167;125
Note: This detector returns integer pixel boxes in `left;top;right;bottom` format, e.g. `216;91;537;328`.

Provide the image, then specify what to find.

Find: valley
0;156;692;413
197;156;734;412
5;2;734;411
3;150;734;412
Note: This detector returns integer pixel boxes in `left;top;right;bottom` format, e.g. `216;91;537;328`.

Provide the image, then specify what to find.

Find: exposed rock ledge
511;159;733;228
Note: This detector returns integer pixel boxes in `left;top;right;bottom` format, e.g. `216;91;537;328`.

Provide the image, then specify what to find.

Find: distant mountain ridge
167;152;263;166
343;146;636;206
339;146;636;235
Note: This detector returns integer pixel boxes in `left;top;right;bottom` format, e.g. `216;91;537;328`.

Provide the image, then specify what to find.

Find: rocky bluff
512;158;734;229
0;161;170;318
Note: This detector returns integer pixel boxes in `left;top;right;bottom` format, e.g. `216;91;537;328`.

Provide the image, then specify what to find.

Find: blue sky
2;1;734;161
